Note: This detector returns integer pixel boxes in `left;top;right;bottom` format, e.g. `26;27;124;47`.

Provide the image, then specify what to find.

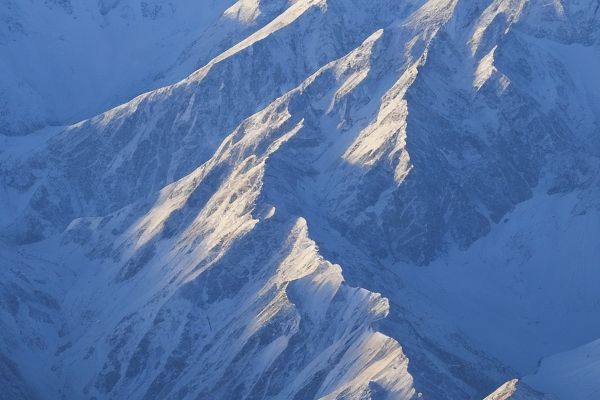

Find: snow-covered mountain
1;0;599;399
0;0;293;135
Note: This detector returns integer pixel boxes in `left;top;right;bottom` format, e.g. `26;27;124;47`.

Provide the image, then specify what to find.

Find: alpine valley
0;1;599;399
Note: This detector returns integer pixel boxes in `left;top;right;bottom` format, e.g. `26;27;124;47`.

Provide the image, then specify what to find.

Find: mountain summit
1;1;599;399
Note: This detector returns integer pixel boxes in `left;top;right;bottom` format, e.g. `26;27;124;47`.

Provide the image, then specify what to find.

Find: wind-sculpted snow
1;0;600;399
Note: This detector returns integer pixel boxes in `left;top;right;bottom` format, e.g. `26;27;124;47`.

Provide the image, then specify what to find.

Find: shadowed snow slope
1;0;599;399
0;0;294;135
523;339;600;400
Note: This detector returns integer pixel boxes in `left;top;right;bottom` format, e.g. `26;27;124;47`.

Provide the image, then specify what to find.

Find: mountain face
1;1;599;399
0;0;294;135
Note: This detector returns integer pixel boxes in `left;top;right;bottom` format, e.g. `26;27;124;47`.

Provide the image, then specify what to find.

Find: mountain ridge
1;0;599;399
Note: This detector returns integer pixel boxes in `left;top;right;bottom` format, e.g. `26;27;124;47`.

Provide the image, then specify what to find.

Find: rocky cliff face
1;1;599;399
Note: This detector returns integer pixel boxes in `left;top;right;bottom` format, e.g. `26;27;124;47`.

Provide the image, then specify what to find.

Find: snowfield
1;0;599;399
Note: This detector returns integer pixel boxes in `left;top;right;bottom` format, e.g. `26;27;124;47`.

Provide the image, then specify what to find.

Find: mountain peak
1;1;599;399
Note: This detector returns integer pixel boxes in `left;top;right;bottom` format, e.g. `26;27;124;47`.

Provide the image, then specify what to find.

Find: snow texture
1;0;599;399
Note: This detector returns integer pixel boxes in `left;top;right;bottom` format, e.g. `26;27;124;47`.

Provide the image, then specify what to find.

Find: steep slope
523;339;600;400
483;379;553;400
0;239;69;400
0;0;420;242
485;338;600;400
1;13;423;398
1;0;600;399
0;0;295;135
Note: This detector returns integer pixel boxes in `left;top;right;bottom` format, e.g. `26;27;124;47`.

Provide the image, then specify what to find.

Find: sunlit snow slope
0;0;292;135
1;0;599;399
